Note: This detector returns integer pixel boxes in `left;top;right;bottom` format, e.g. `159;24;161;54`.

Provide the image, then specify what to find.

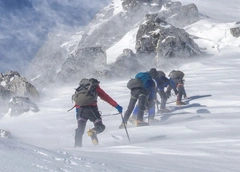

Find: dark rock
0;71;39;101
230;22;240;38
136;14;202;58
0;129;11;138
8;96;39;116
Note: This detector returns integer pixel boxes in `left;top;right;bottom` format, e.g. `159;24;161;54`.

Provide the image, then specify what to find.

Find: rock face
0;71;39;111
27;0;202;87
57;47;107;82
160;2;200;28
77;0;200;52
8;96;39;116
230;22;240;38
109;49;147;78
136;14;202;58
0;71;40;99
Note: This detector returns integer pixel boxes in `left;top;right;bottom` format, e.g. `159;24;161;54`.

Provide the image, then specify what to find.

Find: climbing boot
87;129;98;145
135;120;149;127
176;101;186;106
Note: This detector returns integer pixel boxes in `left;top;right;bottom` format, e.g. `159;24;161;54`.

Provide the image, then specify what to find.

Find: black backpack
169;70;184;79
72;78;100;106
127;78;143;90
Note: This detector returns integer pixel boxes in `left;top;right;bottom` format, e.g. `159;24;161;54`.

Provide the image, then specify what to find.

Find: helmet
149;68;157;79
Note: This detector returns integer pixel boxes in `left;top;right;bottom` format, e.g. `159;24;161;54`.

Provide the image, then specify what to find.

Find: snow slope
1;0;240;172
1;50;240;172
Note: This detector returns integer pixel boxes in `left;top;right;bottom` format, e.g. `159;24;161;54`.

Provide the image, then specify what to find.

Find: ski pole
120;113;131;143
102;112;120;117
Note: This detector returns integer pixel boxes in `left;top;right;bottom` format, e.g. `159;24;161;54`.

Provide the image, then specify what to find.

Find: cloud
0;0;111;74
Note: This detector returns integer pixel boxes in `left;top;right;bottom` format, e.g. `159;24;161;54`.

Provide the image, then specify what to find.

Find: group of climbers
121;68;188;128
71;68;187;147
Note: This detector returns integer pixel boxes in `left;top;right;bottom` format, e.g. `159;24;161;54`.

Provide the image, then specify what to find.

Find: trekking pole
120;113;131;143
102;112;120;117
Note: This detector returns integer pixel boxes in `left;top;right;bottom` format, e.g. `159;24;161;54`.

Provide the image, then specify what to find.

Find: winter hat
149;68;157;79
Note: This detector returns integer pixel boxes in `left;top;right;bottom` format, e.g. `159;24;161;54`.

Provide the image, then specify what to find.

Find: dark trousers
158;90;167;109
176;84;186;102
168;78;187;102
75;106;105;147
123;88;148;122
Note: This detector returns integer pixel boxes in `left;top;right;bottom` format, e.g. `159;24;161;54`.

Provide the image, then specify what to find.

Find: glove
115;105;123;113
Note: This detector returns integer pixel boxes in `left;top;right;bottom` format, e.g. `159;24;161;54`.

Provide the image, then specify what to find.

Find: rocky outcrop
27;0;202;85
136;14;202;58
109;49;147;78
230;22;240;38
0;129;11;138
76;0;200;56
122;0;153;10
2;71;39;99
160;2;200;28
0;71;39;106
77;0;164;49
8;96;39;116
57;47;107;83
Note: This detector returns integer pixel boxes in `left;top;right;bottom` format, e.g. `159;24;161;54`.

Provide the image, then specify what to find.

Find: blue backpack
135;72;152;88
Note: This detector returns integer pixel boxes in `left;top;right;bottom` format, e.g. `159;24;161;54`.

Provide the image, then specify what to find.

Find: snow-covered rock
0;71;39;111
109;49;147;78
0;129;11;138
8;96;39;116
162;2;200;28
230;22;240;38
27;0;202;87
136;14;202;58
